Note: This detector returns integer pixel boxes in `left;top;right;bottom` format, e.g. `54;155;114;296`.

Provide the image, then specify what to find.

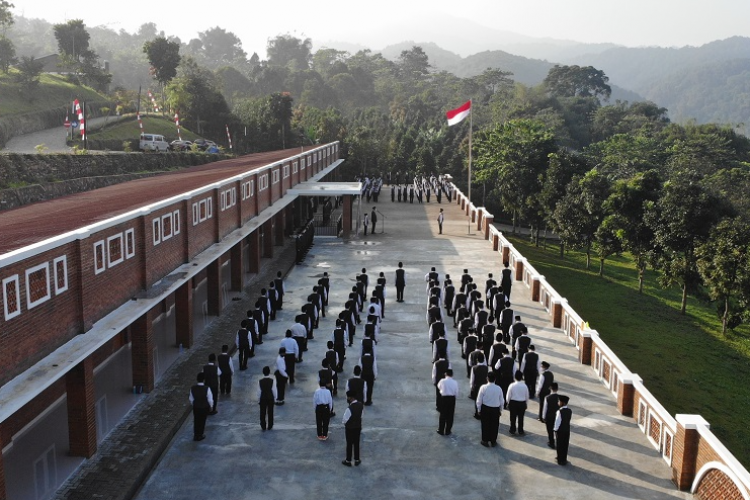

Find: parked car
169;140;193;151
193;138;218;151
139;134;169;152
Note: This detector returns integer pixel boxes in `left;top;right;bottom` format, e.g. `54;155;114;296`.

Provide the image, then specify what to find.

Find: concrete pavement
132;194;690;500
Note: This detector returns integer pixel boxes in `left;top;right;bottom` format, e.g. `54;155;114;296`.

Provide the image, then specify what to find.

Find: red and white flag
446;100;471;126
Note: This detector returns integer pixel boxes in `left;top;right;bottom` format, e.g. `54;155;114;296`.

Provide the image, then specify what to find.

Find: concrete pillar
342;195;353;238
484;215;493;240
207;259;222;316
175;282;194;349
66;357;97;457
492;233;499;251
131;314;155;392
579;331;593;365
248;232;260;274
475;208;483;230
617;375;641;417
515;258;525;281
551;299;564;328
531;275;542;302
231;242;244;291
672;415;709;490
465;203;470;216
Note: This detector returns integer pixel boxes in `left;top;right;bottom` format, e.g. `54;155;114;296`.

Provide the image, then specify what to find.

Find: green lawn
506;235;750;468
0;72;106;115
89;114;201;143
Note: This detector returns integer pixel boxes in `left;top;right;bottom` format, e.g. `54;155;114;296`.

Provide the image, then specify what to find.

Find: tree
198;27;246;68
0;0;13;36
53;19;90;62
603;170;662;292
0;36;15;73
543;64;611;101
143;36;181;86
267;34;311;70
398;46;430;82
645;173;733;314
697;218;750;334
13;55;43;99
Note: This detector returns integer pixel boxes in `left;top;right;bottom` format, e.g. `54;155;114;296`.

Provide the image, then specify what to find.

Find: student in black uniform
258;366;277;430
217;344;234;395
189;372;213;441
203;353;220;415
342;391;364;467
554;395;572;465
395;262;406;302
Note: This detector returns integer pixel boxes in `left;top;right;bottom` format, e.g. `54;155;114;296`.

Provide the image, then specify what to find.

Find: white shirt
437;376;459;397
275;356;288;378
506;381;530;402
280;337;299;357
476;382;504;411
290;322;307;338
313;387;334;410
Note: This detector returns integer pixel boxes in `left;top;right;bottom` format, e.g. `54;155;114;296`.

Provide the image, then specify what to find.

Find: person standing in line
274;271;285;310
520;344;540;398
363;212;369;236
235;321;253;370
437;208;444;234
359;351;377;406
536;361;554;420
291;319;308;358
217;344;234;396
507;370;529;435
203;354;221;415
476;372;505;447
342;391;364;467
258;366;277;430
314;380;334;440
274;348;289;405
432;356;451;411
436;368;459;436
268;281;279;320
189;372;213;441
542;383;560;449
554;395;572;465
281;330;300;383
395;262;406;303
501;261;513;302
494;349;517;409
346;365;367;404
370;207;378;234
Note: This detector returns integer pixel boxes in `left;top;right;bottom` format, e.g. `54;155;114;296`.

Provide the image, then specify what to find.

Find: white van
139;134;169;152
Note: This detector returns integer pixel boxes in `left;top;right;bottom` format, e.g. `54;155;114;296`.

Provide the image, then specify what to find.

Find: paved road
133;195;689;500
2;115;126;153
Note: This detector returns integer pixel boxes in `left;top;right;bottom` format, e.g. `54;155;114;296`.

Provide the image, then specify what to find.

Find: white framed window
220;190;227;210
173;211;181;235
231;187;236;206
125;229;135;259
199;200;207;222
107;234;124;267
283;164;290;178
249;180;255;196
94;241;106;274
161;213;173;241
26;262;51;309
301;160;306;171
307;156;311;167
221;189;236;211
242;180;255;200
53;256;68;294
192;203;199;226
206;197;213;218
3;274;21;320
272;170;280;184
293;161;298;174
259;174;269;191
33;445;57;500
152;218;161;246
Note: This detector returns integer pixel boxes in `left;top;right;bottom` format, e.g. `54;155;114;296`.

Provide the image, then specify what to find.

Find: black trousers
546;415;556;446
193;407;209;438
259;399;274;430
508;400;526;433
362;375;374;404
275;373;287;401
316;404;331;437
334;344;346;371
285;354;296;383
208;384;218;412
294;336;307;357
238;346;251;369
439;395;456;433
345;427;361;461
480;404;501;443
219;373;232;395
556;431;570;463
396;285;405;302
538;391;550;419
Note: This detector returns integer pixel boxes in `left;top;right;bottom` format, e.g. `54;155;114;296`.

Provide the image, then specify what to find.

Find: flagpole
467;99;472;235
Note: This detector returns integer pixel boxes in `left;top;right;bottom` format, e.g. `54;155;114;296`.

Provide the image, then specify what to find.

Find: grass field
0;72;105;115
506;235;750;468
89;114;201;143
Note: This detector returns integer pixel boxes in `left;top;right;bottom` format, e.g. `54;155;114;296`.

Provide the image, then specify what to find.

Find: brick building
0;144;352;500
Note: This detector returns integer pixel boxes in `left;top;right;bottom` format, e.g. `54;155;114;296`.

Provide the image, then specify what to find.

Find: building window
33;445;57;500
53;256;68;294
125;229;135;258
94;241;106;274
220;190;227;210
173;211;181;235
231;188;236;206
259;174;269;191
242;180;255;200
283;164;290;178
249;180;255;196
162;213;173;241
293;161;298;174
307;156;311;167
207;197;213;218
3;274;21;320
153;218;161;246
272;170;280;184
199;200;207;221
26;263;51;309
192;203;199;226
107;234;124;267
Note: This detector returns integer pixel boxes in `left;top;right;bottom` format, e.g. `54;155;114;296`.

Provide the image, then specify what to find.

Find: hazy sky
13;0;750;55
